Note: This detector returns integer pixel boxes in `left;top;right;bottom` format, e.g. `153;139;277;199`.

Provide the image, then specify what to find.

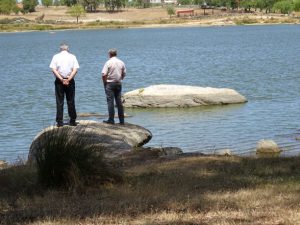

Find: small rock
0;160;8;169
161;147;183;156
215;149;232;156
256;139;281;154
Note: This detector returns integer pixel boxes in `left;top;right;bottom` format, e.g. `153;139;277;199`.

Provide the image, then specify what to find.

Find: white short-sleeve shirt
102;56;126;83
49;50;80;78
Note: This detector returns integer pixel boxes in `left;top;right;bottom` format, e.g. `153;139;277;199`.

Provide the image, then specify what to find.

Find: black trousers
55;79;77;123
105;82;124;123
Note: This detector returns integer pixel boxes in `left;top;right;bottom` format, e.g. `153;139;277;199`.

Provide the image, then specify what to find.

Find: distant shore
1;6;300;32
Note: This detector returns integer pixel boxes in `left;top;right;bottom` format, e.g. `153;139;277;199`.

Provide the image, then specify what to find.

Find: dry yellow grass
1;155;300;224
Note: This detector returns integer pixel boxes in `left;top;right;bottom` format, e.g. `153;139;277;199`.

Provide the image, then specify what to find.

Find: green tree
177;0;192;5
0;0;18;15
241;0;256;11
264;0;277;13
80;0;100;12
53;0;61;6
61;0;77;6
255;0;265;11
133;0;150;8
272;0;293;13
166;5;175;18
68;4;86;23
22;0;38;13
294;0;300;11
104;0;125;11
42;0;53;7
227;0;238;9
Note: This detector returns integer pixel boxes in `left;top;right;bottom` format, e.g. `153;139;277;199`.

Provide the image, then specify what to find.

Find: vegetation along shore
1;2;300;32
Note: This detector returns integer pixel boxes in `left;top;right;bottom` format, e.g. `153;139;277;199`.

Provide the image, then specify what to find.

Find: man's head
108;49;117;58
60;43;69;51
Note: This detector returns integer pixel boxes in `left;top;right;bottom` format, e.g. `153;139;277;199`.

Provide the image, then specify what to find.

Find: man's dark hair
108;49;117;57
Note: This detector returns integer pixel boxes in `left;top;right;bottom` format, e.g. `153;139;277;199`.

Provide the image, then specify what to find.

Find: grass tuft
34;126;122;191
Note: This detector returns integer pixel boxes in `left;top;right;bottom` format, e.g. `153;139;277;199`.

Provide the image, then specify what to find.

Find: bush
34;127;122;191
166;5;176;18
272;0;293;14
294;0;300;11
0;163;38;198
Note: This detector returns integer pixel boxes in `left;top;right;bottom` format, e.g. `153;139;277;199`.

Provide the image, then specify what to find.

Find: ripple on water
2;25;300;161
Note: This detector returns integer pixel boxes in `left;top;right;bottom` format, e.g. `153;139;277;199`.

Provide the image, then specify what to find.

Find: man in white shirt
49;43;80;127
102;49;126;124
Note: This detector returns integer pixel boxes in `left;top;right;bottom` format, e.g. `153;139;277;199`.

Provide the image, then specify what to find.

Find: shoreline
1;14;300;33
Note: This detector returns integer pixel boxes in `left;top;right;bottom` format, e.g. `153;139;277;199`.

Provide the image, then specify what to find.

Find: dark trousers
105;82;124;123
55;79;77;123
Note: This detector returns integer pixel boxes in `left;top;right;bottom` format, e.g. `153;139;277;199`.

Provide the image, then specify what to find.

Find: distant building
149;0;177;3
163;0;177;4
150;0;162;3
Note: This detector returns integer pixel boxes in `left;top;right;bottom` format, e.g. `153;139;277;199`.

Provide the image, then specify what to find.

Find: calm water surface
1;25;300;162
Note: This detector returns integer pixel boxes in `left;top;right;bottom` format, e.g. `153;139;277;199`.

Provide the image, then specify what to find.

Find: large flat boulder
28;120;152;164
123;85;247;108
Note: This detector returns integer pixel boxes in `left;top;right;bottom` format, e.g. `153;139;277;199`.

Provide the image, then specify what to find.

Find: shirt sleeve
102;62;109;76
49;56;57;69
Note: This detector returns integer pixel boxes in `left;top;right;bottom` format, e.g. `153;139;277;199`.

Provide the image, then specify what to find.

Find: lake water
1;25;300;162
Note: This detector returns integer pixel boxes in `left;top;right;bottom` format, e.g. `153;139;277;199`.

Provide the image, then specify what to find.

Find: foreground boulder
123;85;247;108
28;120;152;164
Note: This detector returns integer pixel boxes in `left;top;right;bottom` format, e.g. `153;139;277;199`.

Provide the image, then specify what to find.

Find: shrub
294;0;300;11
166;5;176;18
272;0;294;14
234;16;259;25
34;127;121;191
0;163;38;198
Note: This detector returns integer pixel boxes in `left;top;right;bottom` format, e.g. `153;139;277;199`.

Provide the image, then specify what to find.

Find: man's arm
67;68;78;82
102;73;107;87
51;68;64;83
121;62;126;80
102;62;109;86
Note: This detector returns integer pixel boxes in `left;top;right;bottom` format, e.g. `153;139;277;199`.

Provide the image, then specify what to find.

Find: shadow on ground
1;155;300;224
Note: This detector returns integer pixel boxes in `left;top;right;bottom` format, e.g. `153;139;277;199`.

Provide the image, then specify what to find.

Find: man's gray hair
60;43;69;51
108;48;117;57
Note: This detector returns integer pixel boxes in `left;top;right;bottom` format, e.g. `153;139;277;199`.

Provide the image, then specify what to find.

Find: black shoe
119;122;125;125
69;121;77;126
57;122;64;127
103;120;115;124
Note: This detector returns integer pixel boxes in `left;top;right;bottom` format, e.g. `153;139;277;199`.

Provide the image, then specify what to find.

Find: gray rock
77;112;132;118
28;120;152;164
215;149;232;156
256;139;281;154
123;84;247;108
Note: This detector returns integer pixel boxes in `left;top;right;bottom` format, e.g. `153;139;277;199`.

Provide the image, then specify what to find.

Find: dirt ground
1;6;299;30
0;5;264;23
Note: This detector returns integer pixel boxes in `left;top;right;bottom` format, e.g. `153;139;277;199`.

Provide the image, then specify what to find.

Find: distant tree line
0;0;38;14
1;0;300;15
43;0;126;12
177;0;300;14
